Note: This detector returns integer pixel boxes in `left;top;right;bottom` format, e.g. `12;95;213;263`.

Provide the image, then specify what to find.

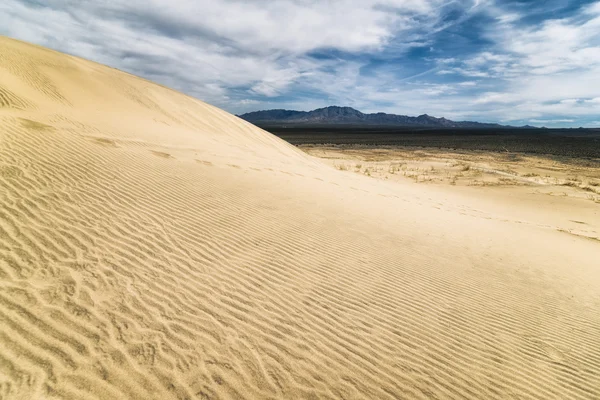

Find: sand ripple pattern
0;36;599;400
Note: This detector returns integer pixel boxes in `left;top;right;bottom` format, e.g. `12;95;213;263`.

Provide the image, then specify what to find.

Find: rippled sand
0;36;599;400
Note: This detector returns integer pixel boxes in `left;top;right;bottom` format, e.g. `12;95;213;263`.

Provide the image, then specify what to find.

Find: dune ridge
0;36;599;399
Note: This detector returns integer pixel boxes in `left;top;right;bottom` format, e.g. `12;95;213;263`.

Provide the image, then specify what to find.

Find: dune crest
0;36;599;400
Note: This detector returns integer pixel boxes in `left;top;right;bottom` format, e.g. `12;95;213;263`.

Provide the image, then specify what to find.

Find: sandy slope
0;36;599;400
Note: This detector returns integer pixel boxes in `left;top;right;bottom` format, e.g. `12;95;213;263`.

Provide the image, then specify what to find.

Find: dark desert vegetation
260;125;600;159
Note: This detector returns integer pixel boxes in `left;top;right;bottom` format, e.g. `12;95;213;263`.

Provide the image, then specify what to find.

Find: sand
0;36;599;400
302;146;600;242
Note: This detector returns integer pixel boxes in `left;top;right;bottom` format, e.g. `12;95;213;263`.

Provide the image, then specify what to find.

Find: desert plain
301;145;600;242
0;36;599;400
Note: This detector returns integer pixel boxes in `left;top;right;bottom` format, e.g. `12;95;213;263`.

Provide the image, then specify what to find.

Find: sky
1;0;600;127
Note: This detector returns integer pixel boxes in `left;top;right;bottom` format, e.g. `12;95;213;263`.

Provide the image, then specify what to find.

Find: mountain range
239;106;532;128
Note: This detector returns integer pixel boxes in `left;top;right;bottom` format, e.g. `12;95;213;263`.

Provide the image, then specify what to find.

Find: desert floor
1;36;599;400
302;145;600;242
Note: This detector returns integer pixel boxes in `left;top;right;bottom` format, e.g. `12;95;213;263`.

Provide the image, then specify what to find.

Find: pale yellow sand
0;36;599;400
303;146;600;242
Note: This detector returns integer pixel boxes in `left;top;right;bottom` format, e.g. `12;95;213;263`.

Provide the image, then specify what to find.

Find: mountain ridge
239;106;531;128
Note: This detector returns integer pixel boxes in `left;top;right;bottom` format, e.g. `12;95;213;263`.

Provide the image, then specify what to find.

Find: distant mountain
239;106;521;128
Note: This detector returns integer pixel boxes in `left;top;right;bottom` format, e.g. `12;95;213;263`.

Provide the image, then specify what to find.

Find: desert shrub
561;181;579;187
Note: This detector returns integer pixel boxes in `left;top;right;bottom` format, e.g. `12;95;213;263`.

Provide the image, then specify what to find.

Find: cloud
239;99;260;105
0;0;461;108
434;1;600;123
0;0;598;126
529;119;575;123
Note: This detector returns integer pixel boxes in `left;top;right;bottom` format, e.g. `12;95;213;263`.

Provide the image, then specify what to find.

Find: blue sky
1;0;600;127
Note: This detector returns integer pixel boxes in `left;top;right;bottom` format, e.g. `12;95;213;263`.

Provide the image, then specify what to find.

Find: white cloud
0;0;597;125
0;0;462;109
584;2;600;16
239;99;259;105
436;2;600;122
496;12;520;24
126;0;433;54
465;52;511;67
473;92;510;104
436;67;491;78
530;119;575;123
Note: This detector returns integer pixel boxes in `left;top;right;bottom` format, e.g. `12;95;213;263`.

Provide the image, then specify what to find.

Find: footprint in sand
20;118;53;131
196;160;213;166
150;150;172;158
93;138;118;147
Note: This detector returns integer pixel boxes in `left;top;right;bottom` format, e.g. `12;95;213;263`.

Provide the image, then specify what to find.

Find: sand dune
0;36;599;400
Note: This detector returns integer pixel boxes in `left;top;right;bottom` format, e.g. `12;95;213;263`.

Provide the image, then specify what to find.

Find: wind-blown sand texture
0;36;599;400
